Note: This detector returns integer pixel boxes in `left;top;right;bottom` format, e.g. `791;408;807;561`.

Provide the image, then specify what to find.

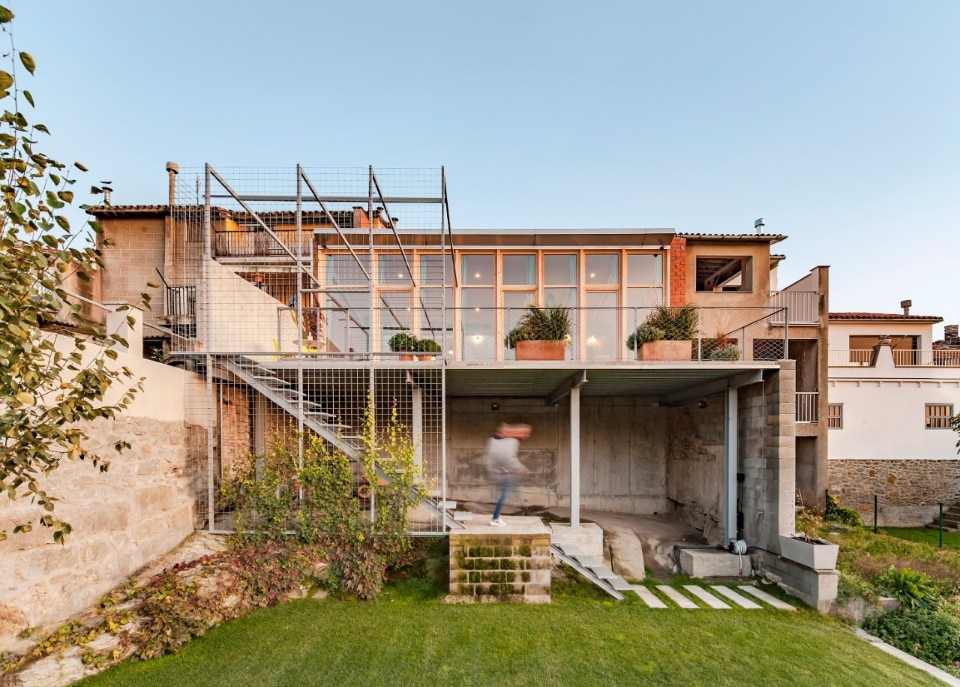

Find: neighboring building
88;163;834;605
826;306;960;523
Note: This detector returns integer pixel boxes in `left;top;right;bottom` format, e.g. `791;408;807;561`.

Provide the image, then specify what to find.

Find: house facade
826;309;960;523
88;163;834;603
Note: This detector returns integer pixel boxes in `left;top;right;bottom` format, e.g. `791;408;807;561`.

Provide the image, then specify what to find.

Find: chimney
166;161;179;206
100;180;113;205
900;299;912;316
945;325;959;346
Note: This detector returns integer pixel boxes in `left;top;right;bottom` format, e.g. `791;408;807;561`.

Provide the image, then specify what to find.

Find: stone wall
447;523;551;603
828;459;960;512
0;416;203;651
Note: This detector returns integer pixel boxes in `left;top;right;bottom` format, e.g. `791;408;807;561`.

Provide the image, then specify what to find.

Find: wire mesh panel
169;166;451;535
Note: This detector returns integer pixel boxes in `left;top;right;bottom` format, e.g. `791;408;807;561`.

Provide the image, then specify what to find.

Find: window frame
924;403;954;430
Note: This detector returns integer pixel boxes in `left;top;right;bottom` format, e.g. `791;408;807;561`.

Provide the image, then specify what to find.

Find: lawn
77;583;941;687
878;526;960;550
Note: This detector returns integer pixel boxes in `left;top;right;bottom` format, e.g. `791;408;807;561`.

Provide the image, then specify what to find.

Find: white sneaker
490;518;506;527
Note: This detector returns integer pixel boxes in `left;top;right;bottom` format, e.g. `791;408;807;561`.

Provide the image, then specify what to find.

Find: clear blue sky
12;1;959;334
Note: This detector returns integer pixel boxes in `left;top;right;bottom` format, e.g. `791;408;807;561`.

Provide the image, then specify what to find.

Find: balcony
213;230;313;259
829;349;960;367
796;391;818;423
281;304;790;365
769;290;818;325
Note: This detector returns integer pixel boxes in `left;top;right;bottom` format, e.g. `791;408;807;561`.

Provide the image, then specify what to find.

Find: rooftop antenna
754;217;764;234
100;181;113;205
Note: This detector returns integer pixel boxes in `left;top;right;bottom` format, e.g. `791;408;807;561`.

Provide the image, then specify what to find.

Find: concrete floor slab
737;585;796;610
630;586;667;608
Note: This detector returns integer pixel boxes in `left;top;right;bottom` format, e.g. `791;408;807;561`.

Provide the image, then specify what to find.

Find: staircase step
609;576;632;591
683;585;730;609
737;585;795;610
574;555;604;568
452;511;473;522
437;500;457;510
555;544;586;558
630;586;667;608
587;566;618;580
655;585;698;609
710;585;762;609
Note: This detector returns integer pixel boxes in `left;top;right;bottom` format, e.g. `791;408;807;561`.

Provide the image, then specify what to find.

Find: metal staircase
217;355;462;530
551;542;629;600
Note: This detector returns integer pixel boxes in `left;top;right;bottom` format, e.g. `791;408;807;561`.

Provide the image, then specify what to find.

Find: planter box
779;535;839;571
516;340;566;361
637;340;692;361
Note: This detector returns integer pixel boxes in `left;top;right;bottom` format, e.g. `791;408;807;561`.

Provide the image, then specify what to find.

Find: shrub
626;304;698;349
388;332;418;352
873;566;938;610
505;306;572;348
863;608;960;673
416;338;442;353
825;492;863;527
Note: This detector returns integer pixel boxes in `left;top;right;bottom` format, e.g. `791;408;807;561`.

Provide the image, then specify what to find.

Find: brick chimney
900;299;912;315
166;161;179;206
945;324;959;346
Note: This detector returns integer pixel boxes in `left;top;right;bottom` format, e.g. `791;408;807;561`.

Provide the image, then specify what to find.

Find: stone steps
626;584;796;611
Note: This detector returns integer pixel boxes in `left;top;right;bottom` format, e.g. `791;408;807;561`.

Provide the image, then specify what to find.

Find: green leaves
0;71;13;91
0;6;13;23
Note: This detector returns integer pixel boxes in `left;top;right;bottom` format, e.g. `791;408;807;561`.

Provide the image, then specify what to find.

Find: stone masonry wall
0;416;202;651
447;530;551;603
828;459;960;511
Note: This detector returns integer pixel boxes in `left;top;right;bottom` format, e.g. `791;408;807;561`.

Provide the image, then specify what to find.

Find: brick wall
669;236;687;305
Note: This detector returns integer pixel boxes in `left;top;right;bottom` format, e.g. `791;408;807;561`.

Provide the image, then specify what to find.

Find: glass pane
378;254;412;285
461;288;495;359
462;254;494;286
586;254;618;285
502;254;536;286
627;287;662;309
628;254;663;285
545;288;578;359
325;253;371;285
419;253;454;286
585;291;617;360
544;254;577;285
323;294;370;354
378;291;412;351
503;291;536;360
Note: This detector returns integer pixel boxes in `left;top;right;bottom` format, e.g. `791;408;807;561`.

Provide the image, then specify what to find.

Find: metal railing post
940;503;944;549
873;495;878;534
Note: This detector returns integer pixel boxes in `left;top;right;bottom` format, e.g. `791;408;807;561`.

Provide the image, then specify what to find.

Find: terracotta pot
398;353;415;362
637;340;692;361
516;340;566;361
417;354;436;362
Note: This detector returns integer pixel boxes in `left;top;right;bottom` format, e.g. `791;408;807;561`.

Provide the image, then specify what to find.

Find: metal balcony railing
829;348;960;367
828;349;874;366
213;230;313;258
769;290;818;325
796;391;818;423
273;304;790;364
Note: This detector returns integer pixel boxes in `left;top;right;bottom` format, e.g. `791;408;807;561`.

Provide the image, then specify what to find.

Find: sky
10;1;959;335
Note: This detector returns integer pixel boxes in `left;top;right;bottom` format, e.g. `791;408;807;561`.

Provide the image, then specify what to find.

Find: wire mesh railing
826;490;954;549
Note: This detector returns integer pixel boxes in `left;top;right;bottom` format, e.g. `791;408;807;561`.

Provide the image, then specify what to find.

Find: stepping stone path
630;584;796;610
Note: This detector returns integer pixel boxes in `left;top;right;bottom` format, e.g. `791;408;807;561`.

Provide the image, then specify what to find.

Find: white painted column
412;387;423;473
724;386;738;542
570;386;581;528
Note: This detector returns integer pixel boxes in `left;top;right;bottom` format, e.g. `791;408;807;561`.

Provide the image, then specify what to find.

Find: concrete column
570;386;581;528
724;386;738;542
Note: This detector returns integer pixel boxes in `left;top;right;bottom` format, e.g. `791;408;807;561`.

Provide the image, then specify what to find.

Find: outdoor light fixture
697;399;708;409
491;403;499;411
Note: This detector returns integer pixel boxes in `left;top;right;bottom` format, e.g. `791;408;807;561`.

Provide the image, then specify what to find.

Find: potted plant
626;304;697;361
505;305;572;361
702;332;740;361
778;509;839;570
388;332;418;361
416;337;442;361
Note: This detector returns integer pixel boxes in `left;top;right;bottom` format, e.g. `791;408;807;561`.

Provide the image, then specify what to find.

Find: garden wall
0;346;204;652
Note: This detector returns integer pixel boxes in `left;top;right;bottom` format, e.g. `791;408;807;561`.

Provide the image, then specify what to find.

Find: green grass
77;584;942;687
878;526;960;550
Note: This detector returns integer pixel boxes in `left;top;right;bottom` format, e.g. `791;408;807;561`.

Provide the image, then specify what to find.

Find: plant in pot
702;331;740;361
388;332;418;361
626;304;697;361
416;337;442;361
778;508;839;571
505;305;572;361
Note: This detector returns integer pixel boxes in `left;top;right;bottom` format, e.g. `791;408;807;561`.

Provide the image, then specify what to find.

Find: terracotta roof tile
829;312;943;323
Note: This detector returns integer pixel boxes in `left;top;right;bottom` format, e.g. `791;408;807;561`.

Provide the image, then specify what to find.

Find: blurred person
485;422;531;527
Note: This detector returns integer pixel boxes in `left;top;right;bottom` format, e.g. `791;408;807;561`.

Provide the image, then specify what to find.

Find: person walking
486;423;531;527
